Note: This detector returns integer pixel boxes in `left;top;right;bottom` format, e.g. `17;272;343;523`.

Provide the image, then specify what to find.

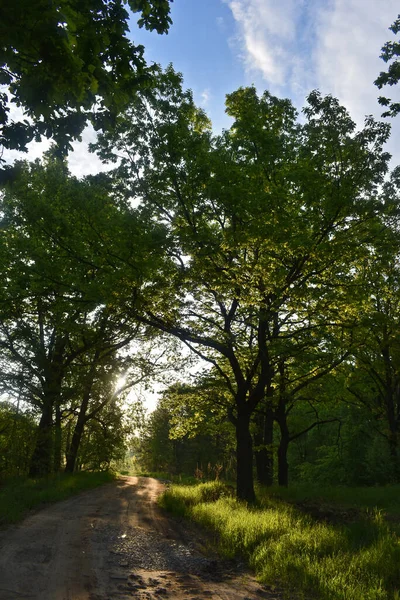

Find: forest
2;2;400;508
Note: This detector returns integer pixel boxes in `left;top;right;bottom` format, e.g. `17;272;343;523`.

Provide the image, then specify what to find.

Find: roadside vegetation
0;472;115;526
160;481;400;600
267;483;400;515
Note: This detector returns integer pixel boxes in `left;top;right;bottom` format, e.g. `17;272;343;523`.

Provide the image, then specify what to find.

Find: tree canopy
0;156;171;475
92;68;395;501
375;14;400;117
0;0;172;156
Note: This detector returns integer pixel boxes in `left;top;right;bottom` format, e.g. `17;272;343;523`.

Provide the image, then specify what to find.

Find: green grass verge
160;481;400;600
0;471;116;526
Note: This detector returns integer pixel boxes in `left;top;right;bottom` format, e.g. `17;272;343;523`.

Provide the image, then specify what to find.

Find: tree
93;70;391;501
139;382;235;478
347;264;400;479
0;400;36;478
0;0;172;156
63;318;173;473
375;14;400;117
0;157;167;475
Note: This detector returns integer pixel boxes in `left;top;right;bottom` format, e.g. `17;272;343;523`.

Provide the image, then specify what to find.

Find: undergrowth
266;483;400;515
160;481;400;600
138;470;199;485
0;471;115;526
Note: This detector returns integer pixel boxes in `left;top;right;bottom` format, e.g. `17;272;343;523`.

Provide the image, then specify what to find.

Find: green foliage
76;399;131;471
139;406;175;472
0;471;115;525
0;401;36;478
0;0;172;154
2;63;400;497
375;15;400;117
162;483;400;600
0;157;169;476
93;66;395;499
138;399;235;479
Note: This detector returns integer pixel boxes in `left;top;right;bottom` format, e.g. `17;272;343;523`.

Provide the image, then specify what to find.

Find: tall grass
0;471;115;526
266;483;400;515
160;481;400;600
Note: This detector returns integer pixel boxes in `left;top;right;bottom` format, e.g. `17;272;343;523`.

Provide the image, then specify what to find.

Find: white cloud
313;0;400;163
68;125;110;178
313;0;398;120
224;0;308;91
223;0;399;112
2;120;109;179
224;0;400;163
200;88;211;107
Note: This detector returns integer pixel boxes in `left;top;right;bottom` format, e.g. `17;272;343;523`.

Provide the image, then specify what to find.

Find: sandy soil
0;476;285;600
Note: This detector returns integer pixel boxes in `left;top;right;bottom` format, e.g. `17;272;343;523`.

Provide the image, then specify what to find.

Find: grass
160;481;400;600
265;483;400;515
136;470;200;485
0;471;116;526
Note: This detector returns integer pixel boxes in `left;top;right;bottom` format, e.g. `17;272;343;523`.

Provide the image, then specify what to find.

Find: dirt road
0;477;284;600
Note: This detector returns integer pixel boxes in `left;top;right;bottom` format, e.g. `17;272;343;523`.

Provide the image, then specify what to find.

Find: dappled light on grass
161;482;400;600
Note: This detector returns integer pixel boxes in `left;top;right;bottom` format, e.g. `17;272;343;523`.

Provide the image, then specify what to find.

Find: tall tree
93;70;391;501
0;157;166;475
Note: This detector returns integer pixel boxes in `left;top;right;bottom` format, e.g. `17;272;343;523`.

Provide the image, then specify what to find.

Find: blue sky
130;0;244;132
6;0;400;175
130;0;399;131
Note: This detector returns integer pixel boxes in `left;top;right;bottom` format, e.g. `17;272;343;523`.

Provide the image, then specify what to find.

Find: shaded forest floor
264;483;400;525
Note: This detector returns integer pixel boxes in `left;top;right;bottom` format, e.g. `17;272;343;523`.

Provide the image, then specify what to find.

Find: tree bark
29;334;66;477
65;387;92;473
254;403;274;486
235;410;256;503
275;394;289;487
53;401;62;472
29;401;53;477
388;430;400;482
277;423;289;487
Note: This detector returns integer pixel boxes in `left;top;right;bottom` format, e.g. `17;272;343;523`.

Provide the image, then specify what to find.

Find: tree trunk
275;399;290;486
65;388;92;473
53;401;62;472
236;411;256;503
29;401;53;477
29;334;66;477
381;338;400;481
254;404;274;486
65;415;86;473
275;392;289;486
277;426;289;487
275;360;289;487
388;431;400;482
385;391;400;481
